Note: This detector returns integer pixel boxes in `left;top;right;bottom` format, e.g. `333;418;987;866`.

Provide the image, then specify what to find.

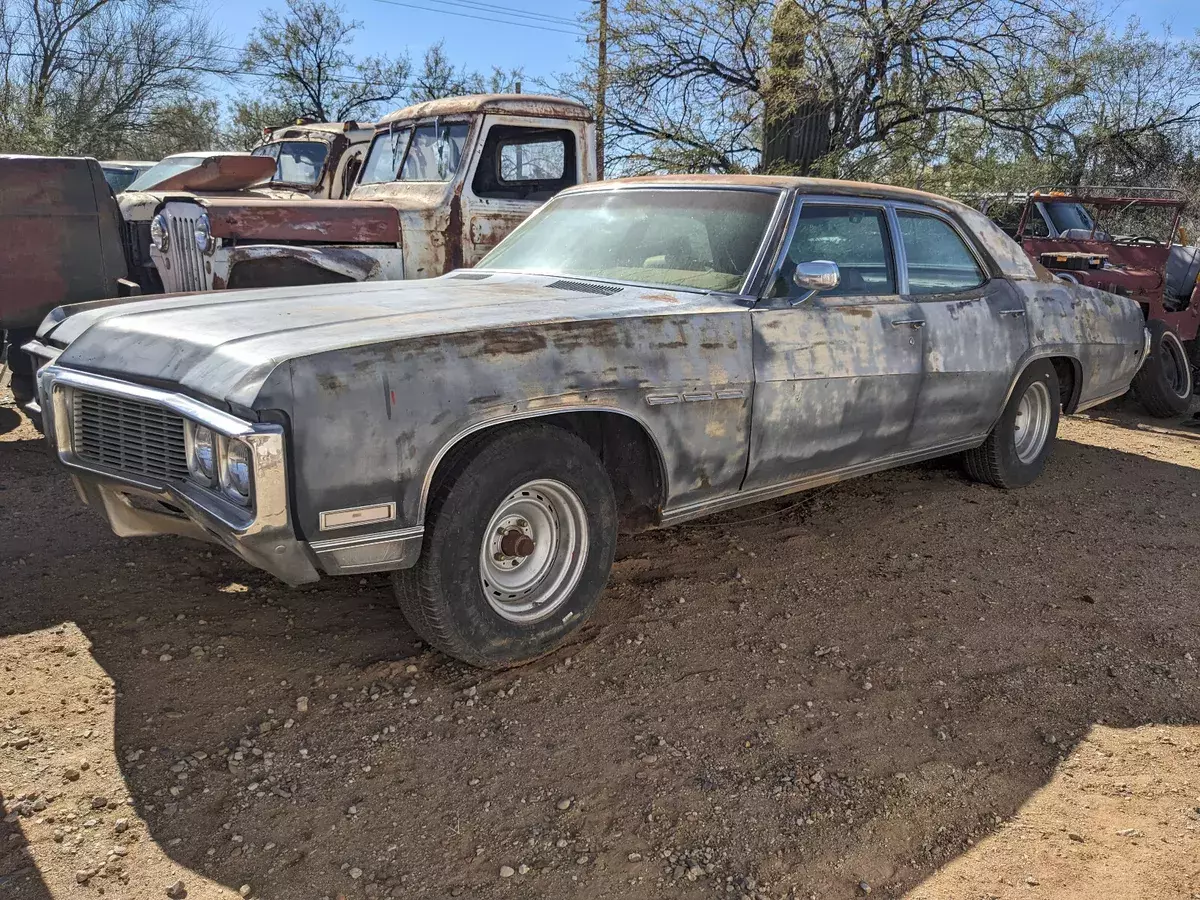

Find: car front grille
72;390;190;482
164;208;207;292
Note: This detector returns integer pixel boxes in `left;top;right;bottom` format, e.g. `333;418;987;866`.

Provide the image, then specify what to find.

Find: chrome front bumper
37;365;321;585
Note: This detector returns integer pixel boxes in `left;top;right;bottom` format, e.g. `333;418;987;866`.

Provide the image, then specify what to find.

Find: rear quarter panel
1022;279;1145;405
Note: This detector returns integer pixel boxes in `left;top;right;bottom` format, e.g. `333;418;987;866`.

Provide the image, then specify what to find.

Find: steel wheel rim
1161;332;1192;399
479;479;589;624
1013;380;1052;464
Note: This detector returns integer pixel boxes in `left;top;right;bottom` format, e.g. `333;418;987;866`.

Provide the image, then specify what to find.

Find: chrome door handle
890;319;925;329
999;308;1027;317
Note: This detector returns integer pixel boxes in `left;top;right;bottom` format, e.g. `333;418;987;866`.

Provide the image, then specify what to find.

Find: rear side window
776;204;896;298
898;212;986;295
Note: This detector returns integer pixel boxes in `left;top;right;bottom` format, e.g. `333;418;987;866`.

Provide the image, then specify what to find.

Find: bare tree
240;0;409;123
0;0;226;156
408;40;522;104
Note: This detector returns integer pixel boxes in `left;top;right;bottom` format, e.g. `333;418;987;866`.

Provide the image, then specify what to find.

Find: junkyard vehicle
0;155;139;428
994;187;1199;417
119;125;372;292
100;160;157;194
29;176;1148;667
149;94;596;292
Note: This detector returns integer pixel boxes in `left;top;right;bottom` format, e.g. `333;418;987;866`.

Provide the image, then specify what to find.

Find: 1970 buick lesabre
27;176;1150;667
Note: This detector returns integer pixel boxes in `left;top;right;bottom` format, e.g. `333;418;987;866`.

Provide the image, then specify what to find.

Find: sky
205;0;1199;112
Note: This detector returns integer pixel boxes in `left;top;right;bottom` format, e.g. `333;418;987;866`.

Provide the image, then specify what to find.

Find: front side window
480;188;780;293
898;212;986;295
251;141;329;186
775;204;896;298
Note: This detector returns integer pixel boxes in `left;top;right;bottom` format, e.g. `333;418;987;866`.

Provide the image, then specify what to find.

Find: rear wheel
964;360;1060;489
1132;320;1192;418
394;423;618;668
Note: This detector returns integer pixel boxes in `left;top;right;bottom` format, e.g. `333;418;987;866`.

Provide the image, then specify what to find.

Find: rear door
895;206;1030;446
744;200;925;490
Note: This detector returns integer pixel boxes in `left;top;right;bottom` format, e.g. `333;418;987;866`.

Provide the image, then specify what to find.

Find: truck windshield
360;122;469;184
1044;201;1097;234
479;188;781;293
252;141;329;185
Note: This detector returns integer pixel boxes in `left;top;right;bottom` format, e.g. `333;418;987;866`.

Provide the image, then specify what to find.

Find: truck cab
150;94;597;292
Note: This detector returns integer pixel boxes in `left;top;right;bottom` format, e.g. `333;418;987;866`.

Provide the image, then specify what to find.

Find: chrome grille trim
73;390;190;481
165;208;207;292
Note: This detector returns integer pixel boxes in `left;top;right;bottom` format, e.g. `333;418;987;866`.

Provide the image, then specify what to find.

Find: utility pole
595;0;607;179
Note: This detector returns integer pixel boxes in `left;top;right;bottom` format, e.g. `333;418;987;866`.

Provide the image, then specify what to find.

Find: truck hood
39;273;725;408
198;197;400;244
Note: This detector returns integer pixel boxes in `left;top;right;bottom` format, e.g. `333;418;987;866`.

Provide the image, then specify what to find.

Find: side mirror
792;260;840;300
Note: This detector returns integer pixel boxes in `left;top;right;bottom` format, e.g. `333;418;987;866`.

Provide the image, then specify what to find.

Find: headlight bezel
185;422;255;508
150;213;170;252
194;213;215;255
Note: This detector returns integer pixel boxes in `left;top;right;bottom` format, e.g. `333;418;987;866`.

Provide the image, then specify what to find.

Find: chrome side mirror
791;260;839;305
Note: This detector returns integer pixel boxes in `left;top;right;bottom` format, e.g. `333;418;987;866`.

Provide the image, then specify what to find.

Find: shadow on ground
2;413;1199;899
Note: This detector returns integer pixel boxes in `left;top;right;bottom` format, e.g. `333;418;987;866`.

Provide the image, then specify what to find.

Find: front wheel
394;423;617;668
964;360;1060;489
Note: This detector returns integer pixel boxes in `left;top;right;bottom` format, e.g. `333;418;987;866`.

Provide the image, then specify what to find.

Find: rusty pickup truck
29;176;1148;668
148;94;596;291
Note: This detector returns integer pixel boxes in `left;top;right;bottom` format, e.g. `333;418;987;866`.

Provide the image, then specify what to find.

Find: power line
416;0;584;28
364;0;586;34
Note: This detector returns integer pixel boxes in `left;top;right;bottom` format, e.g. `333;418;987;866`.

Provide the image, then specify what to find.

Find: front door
895;208;1030;446
461;116;586;267
744;202;924;490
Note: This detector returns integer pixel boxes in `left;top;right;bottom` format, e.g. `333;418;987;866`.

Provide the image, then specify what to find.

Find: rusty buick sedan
27;176;1149;667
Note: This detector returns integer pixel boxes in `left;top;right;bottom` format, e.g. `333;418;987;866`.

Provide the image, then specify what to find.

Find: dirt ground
3;377;1200;900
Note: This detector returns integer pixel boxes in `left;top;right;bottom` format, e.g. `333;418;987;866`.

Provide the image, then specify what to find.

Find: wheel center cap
500;529;536;558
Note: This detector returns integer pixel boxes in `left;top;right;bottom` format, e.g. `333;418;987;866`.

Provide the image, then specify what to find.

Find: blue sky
207;0;1199;111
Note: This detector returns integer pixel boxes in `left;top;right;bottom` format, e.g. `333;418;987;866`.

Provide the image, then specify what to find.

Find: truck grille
73;391;190;481
164;208;207;292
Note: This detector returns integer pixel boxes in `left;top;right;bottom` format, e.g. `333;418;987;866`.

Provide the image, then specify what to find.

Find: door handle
890;318;925;329
999;308;1027;317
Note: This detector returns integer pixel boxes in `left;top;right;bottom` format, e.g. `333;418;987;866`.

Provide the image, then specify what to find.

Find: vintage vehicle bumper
36;365;321;585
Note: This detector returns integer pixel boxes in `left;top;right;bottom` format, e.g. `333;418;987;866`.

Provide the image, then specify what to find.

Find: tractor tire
1132;320;1192;418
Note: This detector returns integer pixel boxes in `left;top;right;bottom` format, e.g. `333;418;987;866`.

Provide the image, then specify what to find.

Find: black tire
964;360;1061;489
3;329;36;406
1132;320;1192;418
394;423;618;668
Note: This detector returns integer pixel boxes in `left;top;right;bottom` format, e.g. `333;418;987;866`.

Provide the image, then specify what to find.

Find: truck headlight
223;440;252;502
190;425;216;482
194;214;214;254
150;213;170;252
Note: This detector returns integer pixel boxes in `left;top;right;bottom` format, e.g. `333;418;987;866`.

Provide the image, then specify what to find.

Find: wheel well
426;412;668;534
1048;356;1081;413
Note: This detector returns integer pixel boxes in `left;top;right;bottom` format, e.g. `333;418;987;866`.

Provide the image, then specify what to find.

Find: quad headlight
190;425;216;482
150;213;170;252
194;213;214;254
223;440;253;501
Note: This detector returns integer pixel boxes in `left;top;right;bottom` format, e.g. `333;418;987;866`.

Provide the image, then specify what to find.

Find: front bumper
37;365;320;585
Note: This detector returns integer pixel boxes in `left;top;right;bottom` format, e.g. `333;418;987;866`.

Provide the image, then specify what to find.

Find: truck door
460;116;589;267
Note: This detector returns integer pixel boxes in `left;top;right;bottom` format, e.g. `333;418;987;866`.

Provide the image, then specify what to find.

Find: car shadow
1;423;1199;899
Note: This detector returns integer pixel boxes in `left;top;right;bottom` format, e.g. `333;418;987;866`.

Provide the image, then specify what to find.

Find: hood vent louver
450;272;493;281
546;279;624;296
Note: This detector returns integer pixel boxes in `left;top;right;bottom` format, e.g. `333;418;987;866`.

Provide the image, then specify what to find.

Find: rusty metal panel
377;94;592;128
200;198;400;244
152;156;277;192
0;155;127;328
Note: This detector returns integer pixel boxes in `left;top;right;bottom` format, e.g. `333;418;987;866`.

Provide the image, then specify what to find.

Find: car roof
565;174;978;216
100;160;157;167
377;93;592;127
161;151;249;160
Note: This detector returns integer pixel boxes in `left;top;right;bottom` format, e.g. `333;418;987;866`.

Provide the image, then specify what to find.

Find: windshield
479;188;781;292
102;166;143;194
252;140;329;186
359;122;469;185
125;155;214;191
1044;201;1097;234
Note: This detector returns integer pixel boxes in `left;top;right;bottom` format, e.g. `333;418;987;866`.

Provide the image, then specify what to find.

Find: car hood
39;273;731;408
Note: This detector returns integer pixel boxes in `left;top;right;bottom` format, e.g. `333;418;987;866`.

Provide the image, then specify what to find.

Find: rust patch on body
475;330;548;356
643;292;680;304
